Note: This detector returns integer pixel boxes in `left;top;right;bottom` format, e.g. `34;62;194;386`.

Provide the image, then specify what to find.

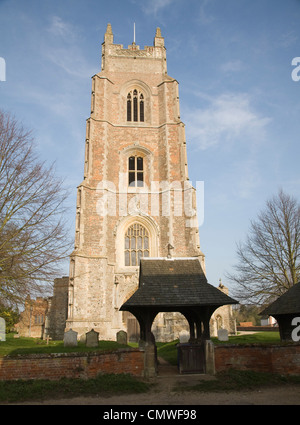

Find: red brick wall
215;344;300;375
0;349;144;381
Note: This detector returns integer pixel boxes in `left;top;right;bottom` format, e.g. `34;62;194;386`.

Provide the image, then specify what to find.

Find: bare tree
0;110;72;307
227;189;300;305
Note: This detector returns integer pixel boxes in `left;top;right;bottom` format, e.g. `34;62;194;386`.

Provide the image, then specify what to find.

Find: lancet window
127;89;144;122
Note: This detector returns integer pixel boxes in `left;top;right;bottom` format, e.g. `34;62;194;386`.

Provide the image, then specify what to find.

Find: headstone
179;330;190;343
117;330;127;345
0;317;6;342
217;328;229;342
63;329;78;347
85;329;99;347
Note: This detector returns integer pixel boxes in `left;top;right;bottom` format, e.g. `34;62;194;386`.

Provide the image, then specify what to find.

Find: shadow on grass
174;369;300;393
0;373;152;403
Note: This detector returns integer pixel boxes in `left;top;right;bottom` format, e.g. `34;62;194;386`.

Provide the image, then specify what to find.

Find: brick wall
215;343;300;375
0;348;144;381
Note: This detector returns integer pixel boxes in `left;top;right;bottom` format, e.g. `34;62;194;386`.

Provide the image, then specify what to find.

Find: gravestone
117;330;127;345
217;328;229;341
0;317;6;342
63;329;78;347
85;329;99;347
179;330;190;343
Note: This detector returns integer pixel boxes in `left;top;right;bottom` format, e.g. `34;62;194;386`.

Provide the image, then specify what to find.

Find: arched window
124;223;149;266
127;89;144;122
128;156;144;187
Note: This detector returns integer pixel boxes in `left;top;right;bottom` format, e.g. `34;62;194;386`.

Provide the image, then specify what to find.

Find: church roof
120;258;238;310
260;282;300;316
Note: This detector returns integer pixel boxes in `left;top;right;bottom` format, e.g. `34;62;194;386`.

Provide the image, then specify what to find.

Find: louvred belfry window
127;90;144;122
124;223;149;266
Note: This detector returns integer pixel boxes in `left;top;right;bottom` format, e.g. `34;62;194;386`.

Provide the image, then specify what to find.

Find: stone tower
65;24;205;340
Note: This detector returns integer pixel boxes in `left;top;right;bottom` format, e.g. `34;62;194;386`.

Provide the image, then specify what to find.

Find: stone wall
0;348;144;381
46;276;69;340
15;296;48;338
214;343;300;375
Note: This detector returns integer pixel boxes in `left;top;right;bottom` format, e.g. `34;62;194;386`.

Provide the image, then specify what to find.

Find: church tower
66;25;205;340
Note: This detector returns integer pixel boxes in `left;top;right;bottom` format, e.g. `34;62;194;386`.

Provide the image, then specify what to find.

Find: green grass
175;369;300;393
0;332;298;402
0;373;151;403
157;340;179;366
211;331;281;345
0;334;150;403
0;333;129;357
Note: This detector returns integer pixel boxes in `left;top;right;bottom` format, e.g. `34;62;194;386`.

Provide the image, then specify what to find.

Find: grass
0;331;296;403
157;340;179;365
0;373;151;403
211;331;281;345
0;333;129;357
0;334;150;403
175;369;300;393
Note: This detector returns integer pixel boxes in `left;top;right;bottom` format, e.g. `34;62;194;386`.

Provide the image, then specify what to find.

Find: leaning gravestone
217;328;229;342
117;330;127;345
0;317;6;342
63;329;78;347
85;329;99;347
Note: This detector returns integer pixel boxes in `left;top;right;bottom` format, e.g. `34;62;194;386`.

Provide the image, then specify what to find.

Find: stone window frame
120;80;152;125
114;215;159;271
127;89;144;123
120;145;153;192
128;155;144;187
124;222;150;266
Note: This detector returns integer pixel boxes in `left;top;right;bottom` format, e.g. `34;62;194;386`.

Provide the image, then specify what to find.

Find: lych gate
120;258;238;377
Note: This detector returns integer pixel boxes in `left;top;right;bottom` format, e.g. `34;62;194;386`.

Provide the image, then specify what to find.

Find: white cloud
184;92;271;150
47;16;77;40
220;60;244;73
42;16;94;78
135;0;178;15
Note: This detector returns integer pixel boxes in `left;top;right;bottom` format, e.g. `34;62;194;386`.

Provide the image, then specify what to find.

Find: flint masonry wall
214;343;300;375
0;348;144;381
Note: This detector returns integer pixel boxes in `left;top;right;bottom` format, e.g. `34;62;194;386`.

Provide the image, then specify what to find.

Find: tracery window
34;314;44;325
128;156;144;187
124;223;149;266
127;89;144;122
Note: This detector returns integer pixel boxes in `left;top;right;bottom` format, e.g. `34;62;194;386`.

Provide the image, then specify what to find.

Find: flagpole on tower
133;22;136;43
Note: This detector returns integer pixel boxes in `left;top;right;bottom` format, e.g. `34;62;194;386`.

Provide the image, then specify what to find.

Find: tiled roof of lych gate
260;282;300;316
120;258;238;310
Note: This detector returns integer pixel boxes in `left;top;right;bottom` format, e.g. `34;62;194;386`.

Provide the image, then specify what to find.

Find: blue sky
0;0;299;292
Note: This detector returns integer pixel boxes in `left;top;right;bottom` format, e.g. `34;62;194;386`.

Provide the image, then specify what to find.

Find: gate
177;343;205;374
